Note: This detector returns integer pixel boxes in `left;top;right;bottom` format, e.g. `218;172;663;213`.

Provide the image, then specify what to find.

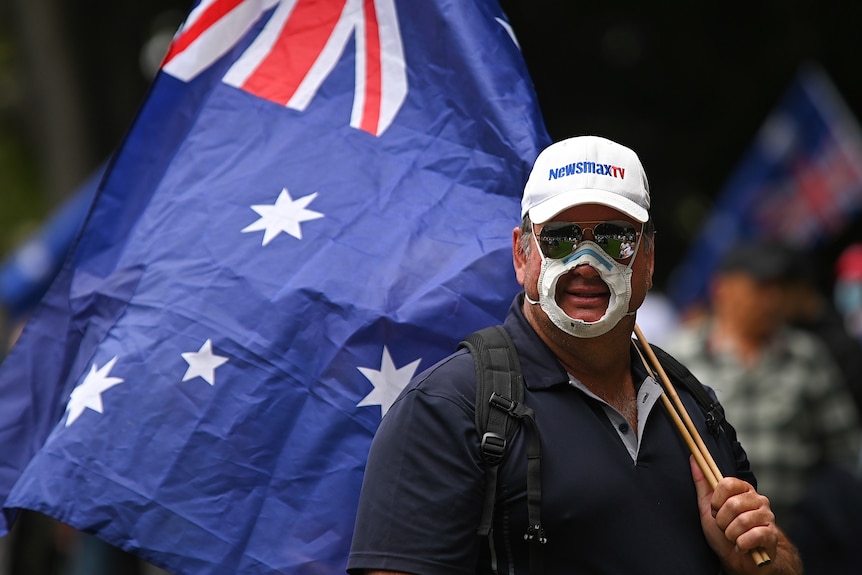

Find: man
348;136;802;574
664;242;861;528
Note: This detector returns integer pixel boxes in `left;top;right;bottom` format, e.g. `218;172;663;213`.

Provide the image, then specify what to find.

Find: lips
563;292;609;308
558;283;609;307
566;285;609;297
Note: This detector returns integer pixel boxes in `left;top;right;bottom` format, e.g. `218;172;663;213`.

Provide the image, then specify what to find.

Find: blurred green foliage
0;131;46;260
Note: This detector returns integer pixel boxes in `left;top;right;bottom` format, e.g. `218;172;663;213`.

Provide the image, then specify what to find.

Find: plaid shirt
664;321;861;524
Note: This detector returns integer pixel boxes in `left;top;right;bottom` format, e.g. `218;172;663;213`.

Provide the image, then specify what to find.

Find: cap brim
528;188;649;224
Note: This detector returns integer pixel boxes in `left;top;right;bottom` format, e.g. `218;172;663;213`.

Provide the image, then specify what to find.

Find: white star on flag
65;356;124;427
181;339;229;386
241;187;324;245
357;347;422;417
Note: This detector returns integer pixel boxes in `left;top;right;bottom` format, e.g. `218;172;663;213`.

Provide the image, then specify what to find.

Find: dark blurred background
1;0;862;295
1;2;862;572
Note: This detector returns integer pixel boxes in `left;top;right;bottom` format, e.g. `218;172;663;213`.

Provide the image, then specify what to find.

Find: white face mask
525;233;641;338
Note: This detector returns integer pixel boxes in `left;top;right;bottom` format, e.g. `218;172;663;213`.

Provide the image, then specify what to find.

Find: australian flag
668;62;862;312
0;1;550;573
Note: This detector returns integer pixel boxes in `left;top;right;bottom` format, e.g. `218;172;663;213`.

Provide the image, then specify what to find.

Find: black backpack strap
463;326;523;480
460;326;545;575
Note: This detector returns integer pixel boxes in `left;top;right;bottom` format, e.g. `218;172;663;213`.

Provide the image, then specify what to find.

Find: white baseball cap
522;135;650;223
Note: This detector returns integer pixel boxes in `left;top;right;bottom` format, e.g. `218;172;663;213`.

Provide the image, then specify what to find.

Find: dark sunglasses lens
538;223;582;259
594;222;638;259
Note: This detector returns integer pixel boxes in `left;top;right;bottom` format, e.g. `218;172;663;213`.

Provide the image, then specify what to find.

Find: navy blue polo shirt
348;296;754;575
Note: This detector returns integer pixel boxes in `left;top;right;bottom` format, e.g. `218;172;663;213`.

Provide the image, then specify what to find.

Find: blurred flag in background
668;62;862;313
0;167;100;322
0;1;550;573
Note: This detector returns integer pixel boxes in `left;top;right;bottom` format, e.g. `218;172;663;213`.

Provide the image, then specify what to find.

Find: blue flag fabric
0;1;550;573
668;63;862;313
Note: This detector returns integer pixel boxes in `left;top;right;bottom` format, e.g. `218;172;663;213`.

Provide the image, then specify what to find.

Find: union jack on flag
0;1;550;573
164;0;406;136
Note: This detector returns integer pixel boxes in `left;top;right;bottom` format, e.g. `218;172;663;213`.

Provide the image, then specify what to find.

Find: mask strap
625;222;645;271
524;233;543;305
621;224;644;317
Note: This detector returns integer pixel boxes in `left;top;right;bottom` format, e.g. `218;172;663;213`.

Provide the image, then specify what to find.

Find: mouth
551;266;613;319
564;290;609;305
558;283;610;307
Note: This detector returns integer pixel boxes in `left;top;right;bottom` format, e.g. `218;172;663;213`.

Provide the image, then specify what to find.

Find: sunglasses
535;220;641;261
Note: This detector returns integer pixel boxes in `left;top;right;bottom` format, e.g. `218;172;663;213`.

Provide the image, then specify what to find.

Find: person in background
779;244;862;419
775;242;862;575
663;241;861;529
834;243;862;346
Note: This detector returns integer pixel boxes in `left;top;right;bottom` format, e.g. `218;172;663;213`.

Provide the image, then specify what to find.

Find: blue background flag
0;1;550;573
0;166;101;321
667;62;862;313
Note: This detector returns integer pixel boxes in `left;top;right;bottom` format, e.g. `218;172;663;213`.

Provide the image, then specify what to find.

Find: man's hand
690;456;803;574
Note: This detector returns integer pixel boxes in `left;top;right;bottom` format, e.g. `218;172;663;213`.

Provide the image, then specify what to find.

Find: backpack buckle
480;432;507;464
524;523;548;544
489;392;516;414
705;402;726;436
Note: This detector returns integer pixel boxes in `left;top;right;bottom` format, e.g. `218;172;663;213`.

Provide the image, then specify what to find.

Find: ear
643;243;655;290
646;248;655;290
513;226;527;286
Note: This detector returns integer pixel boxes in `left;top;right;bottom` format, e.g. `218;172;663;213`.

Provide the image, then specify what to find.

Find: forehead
545;203;634;223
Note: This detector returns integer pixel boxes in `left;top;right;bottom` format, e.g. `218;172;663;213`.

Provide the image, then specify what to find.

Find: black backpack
459;325;738;575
